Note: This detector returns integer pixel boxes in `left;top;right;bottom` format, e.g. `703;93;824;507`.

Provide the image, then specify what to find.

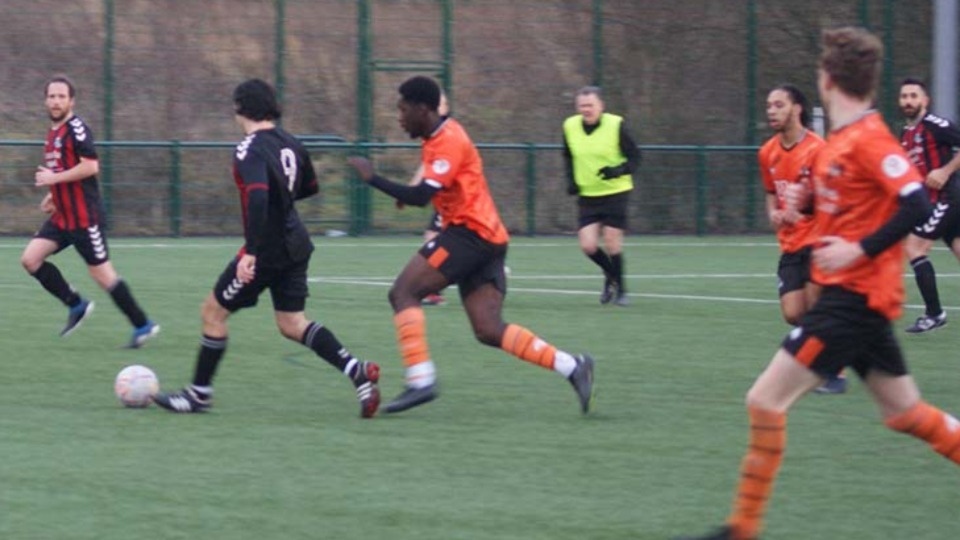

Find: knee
744;386;768;411
200;298;223;326
277;320;304;341
389;283;423;311
21;254;41;274
473;322;505;348
387;286;402;310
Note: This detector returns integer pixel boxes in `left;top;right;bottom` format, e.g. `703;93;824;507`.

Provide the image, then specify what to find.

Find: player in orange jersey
758;84;846;394
678;27;960;540
347;76;594;414
405;91;450;306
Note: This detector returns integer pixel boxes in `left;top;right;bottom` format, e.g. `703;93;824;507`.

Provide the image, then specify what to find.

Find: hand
598;166;622;180
35;166;57;187
781;208;803;225
236;254;257;284
783;183;811;213
768;209;786;230
812;236;864;273
40;193;56;214
926;168;950;190
567;183;579;196
347;157;375;183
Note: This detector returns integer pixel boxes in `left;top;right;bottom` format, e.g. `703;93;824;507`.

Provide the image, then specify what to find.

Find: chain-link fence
0;0;935;236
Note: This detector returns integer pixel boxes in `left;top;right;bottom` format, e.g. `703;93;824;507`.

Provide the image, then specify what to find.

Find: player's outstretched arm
347;156;438;207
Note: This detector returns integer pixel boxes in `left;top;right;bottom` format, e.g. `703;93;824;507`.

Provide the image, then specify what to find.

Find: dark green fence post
169;140;181;237
524;143;536;236
696;147;707;236
354;1;373;235
592;0;603;86
102;0;115;221
744;0;758;229
348;142;366;236
274;0;286;110
440;0;453;101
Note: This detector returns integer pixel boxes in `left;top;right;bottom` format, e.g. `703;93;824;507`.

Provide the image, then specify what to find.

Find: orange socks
886;401;960;463
394;307;429;367
500;324;556;369
393;307;435;387
727;406;786;540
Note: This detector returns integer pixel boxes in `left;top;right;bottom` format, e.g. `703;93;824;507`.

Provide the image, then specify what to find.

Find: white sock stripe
305;322;324;345
344;358;359;377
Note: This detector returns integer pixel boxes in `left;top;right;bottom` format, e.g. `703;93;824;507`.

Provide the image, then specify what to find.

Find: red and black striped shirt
44;115;102;230
900;113;960;201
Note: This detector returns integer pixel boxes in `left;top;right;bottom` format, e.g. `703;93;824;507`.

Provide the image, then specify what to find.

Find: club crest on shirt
431;159;450;175
881;154;910;179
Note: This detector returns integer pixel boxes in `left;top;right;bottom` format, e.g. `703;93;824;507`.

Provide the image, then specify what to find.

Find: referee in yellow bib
563;86;640;306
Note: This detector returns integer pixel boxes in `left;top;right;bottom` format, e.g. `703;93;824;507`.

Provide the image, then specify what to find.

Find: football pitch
1;235;958;540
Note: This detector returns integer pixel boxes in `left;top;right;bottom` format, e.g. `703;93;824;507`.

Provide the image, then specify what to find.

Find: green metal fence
0;140;759;237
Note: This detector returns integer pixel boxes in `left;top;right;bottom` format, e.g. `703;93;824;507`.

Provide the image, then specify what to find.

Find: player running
347;76;594;415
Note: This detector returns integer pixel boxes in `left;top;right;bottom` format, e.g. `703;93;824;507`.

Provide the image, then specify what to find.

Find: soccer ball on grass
114;365;159;408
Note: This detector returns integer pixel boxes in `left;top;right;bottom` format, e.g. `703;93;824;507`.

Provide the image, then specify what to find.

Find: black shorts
35;219;110;266
780;286;908;380
212;257;310;313
777;246;811;296
418;224;507;297
578;191;630;230
913;182;960;245
426;212;443;233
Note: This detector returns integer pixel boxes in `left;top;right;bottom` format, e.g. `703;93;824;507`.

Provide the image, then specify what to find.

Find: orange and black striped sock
886;401;960;463
727;406;786;540
394;307;429;367
500;324;556;370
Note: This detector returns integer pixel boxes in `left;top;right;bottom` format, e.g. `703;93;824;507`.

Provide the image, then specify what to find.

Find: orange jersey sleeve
421;118;509;244
810;113;924;319
758;131;825;253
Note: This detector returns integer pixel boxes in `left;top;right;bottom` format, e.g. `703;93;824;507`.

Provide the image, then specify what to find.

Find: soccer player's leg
904;225;946;333
382;241;452;413
271;260;381;418
154;258;260;413
681;292;851;540
602;224;628;306
601;193;630;306
578;205;616;304
865;330;960;463
77;229;159;347
21;225;91;336
459;246;594;414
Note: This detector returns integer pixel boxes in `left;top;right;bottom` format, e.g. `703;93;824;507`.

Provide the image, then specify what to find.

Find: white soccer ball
114;365;159;408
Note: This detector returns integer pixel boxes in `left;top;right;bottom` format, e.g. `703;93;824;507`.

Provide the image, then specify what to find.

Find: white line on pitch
307;276;950;311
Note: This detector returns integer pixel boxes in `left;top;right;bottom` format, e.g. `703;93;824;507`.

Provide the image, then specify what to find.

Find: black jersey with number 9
232;128;319;267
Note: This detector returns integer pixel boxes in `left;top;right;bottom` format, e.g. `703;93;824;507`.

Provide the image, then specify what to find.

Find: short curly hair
398;76;441;110
233;78;282;121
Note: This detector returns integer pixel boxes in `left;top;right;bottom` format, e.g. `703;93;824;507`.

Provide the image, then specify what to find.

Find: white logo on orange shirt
431;159;450;175
881;154;910;179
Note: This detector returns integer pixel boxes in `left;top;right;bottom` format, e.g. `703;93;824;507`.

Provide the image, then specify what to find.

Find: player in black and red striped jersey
153;79;380;417
898;78;960;333
20;75;159;348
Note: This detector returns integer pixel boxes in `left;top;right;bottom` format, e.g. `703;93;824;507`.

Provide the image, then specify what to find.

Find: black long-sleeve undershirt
369;175;440;207
860;184;931;257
